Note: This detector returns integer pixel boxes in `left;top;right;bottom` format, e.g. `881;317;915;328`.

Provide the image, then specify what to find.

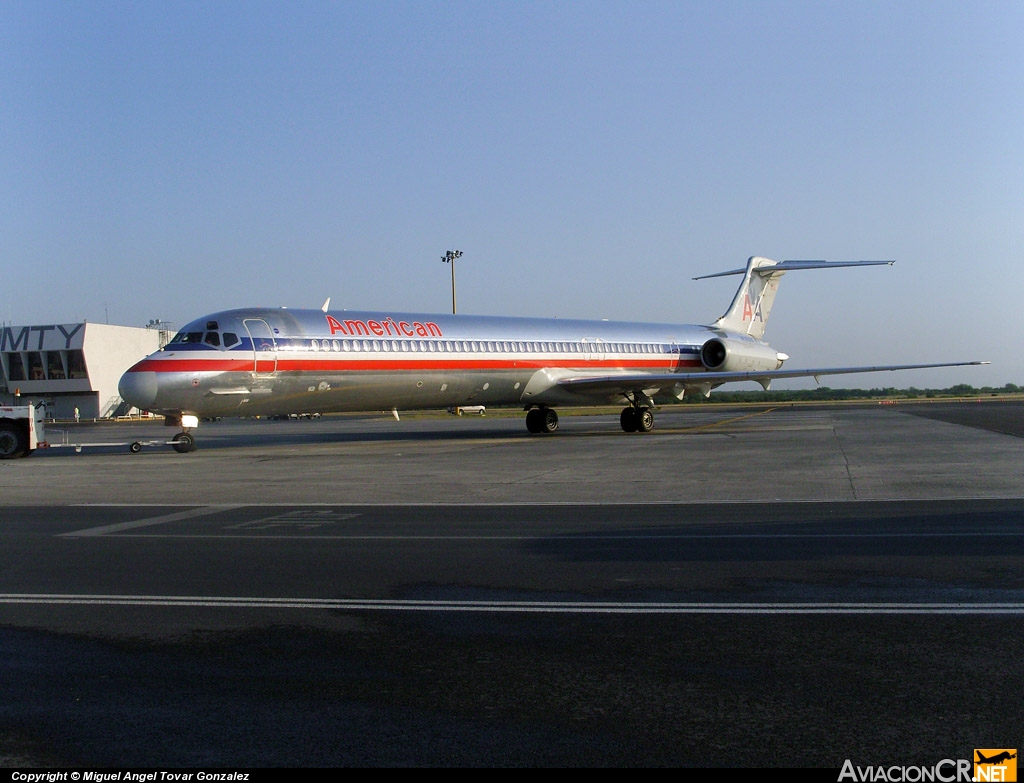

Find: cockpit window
206;321;219;330
223;332;239;348
204;332;221;347
170;331;204;344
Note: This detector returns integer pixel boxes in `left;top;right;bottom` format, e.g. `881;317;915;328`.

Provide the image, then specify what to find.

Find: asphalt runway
1;401;1023;767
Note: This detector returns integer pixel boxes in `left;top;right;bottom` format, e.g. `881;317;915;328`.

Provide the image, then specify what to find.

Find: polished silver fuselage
119;307;721;418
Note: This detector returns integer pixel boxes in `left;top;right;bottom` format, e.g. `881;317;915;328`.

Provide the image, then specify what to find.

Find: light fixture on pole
441;250;462;314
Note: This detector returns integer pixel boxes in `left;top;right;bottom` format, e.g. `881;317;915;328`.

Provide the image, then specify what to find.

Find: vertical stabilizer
711;256;784;339
696;257;895;340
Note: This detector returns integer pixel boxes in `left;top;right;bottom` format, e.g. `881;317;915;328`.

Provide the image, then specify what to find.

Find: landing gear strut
525;407;559;434
620;405;654;433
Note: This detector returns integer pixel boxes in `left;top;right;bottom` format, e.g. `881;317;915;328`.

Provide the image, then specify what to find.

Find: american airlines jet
118;257;985;452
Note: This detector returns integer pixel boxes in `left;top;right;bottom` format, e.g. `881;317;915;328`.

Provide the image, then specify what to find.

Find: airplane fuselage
120;307;725;419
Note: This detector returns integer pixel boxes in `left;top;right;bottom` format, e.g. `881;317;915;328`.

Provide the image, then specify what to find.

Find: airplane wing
557;361;990;399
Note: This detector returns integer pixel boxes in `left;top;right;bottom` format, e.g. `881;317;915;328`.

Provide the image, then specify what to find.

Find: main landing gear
524;405;655;434
619;405;654;433
525;407;559;434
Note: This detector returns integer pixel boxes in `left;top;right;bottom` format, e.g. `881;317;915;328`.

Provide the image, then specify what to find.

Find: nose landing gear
172;431;197;453
167;414;199;453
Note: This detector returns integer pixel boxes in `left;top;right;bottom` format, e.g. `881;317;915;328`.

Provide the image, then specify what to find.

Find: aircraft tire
129;441;142;454
525;408;543;434
172;432;196;454
636;408;654;433
620;408;637;433
541;408;559;434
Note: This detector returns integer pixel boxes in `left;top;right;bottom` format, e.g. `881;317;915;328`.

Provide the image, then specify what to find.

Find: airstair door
243;319;278;376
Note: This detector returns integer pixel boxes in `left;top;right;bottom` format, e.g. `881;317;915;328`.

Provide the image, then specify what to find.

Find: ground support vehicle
0;403;47;459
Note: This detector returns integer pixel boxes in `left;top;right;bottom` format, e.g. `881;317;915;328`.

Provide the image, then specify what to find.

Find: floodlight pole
441;250;462;314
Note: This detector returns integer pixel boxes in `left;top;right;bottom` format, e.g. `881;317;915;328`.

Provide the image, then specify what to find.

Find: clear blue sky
2;1;1020;387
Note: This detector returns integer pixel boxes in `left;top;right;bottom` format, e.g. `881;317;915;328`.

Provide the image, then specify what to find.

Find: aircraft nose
118;369;158;410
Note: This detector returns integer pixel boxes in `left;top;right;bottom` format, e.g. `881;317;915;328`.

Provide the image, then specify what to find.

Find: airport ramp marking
59;505;245;538
224;509;361;530
3;594;1024;615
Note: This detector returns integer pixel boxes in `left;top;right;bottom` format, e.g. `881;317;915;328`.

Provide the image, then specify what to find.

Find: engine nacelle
700;337;786;373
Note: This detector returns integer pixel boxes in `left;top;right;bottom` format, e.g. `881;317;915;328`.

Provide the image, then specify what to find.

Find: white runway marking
58;505;1024;540
59;505;245;537
59;529;1024;541
2;594;1023;614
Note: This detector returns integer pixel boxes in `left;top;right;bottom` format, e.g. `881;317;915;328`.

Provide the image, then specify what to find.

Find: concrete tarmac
8;400;1024;504
1;401;1023;766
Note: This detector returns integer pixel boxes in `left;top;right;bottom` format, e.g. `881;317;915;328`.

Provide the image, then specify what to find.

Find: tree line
682;383;1021;404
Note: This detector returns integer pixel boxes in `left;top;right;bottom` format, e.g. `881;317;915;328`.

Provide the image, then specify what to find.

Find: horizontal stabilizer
694;259;894;280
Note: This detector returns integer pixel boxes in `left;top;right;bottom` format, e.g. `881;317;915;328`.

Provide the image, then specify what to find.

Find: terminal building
0;322;167;419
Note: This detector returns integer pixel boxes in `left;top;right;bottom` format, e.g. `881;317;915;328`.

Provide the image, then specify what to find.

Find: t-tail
696;256;895;340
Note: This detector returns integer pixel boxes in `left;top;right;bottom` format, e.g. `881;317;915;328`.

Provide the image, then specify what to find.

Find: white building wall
82;323;162;417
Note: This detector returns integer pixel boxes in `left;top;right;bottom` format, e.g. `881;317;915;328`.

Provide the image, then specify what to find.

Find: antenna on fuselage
321;298;330;312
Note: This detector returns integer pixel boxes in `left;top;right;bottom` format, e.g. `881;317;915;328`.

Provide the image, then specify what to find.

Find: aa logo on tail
975;749;1017;782
741;293;764;323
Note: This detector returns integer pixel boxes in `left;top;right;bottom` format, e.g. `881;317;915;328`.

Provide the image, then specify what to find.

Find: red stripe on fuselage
129;358;255;373
128;357;703;374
